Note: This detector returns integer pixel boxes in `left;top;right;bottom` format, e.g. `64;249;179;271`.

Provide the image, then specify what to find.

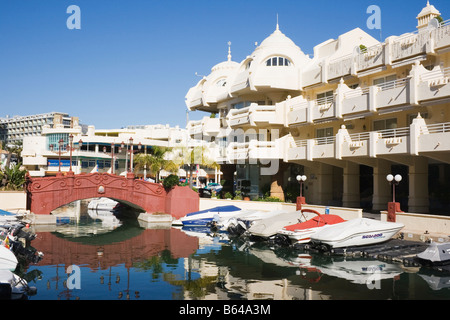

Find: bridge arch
26;172;199;219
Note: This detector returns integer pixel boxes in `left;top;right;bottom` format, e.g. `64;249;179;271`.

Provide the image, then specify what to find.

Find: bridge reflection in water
32;224;199;270
27;218;200;300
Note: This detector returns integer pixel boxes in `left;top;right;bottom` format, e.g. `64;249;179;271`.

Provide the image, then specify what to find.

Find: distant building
21;121;191;179
0;112;80;146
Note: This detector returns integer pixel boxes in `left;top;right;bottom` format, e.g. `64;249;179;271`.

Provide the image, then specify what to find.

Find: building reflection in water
25;219;450;300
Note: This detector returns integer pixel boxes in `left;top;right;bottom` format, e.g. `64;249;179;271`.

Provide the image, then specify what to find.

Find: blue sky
0;0;448;129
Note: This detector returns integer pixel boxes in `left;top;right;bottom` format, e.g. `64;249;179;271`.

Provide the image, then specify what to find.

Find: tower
417;1;441;30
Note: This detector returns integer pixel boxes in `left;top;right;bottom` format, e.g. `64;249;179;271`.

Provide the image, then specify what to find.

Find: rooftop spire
276;13;279;30
227;41;232;61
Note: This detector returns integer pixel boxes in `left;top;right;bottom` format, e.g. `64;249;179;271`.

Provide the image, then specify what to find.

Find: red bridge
26;172;199;219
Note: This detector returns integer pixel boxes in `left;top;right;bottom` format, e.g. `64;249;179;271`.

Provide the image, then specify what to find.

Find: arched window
215;78;227;87
265;56;292;67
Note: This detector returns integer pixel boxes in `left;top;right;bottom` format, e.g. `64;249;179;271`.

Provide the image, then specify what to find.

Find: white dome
258;25;298;49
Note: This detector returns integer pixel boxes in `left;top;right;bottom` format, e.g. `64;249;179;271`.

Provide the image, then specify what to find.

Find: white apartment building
185;2;450;214
0;112;77;145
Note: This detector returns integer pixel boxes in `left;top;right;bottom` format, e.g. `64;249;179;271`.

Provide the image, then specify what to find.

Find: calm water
17;209;450;301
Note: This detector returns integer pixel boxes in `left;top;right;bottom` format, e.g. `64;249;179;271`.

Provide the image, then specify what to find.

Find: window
373;75;397;86
216;79;227;87
232;101;252;110
373;118;397;131
265;56;292;67
316;91;334;105
316;127;333;138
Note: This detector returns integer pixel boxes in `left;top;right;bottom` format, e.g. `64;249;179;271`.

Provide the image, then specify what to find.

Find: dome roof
211;60;239;72
257;24;299;50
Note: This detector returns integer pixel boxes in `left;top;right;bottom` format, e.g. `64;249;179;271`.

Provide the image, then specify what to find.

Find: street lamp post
111;143;115;175
58;138;64;174
296;175;307;211
386;174;403;222
78;140;83;174
129;137;134;173
69;134;74;173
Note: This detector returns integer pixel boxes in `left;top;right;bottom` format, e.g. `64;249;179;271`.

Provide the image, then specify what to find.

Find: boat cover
185;205;241;217
0;210;15;216
283;215;345;232
417;242;450;263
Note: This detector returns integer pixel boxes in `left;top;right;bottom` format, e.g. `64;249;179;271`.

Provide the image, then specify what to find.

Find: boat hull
0;246;18;271
310;218;404;249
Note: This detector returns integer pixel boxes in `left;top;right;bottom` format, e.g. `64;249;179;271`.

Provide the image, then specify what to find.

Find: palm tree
134;146;178;183
172;145;219;188
0;163;27;191
1;141;23;170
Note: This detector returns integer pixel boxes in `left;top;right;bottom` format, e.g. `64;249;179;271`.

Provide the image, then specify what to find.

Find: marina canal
18;205;450;301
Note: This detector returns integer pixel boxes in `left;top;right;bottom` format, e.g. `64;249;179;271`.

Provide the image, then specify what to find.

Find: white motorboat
227;210;291;236
310;218;404;250
88;198;119;211
247;211;306;240
0;270;37;299
0;246;18;271
178;205;243;227
0;209;20;224
276;209;346;245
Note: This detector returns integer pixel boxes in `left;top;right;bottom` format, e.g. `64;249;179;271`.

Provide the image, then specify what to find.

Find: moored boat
0;270;37;299
276;209;346;245
226;210;290;237
310;218;404;250
415;242;450;266
178;205;242;227
0;246;17;271
246;211;306;240
88;198;119;211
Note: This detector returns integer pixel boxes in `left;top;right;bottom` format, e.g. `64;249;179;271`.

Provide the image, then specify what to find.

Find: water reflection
20;209;450;300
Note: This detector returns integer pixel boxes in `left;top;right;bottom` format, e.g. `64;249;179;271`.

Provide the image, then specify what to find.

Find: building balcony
187;117;220;138
314;21;450;85
417;66;450;104
287;95;338;126
227;104;282;129
286;120;450;163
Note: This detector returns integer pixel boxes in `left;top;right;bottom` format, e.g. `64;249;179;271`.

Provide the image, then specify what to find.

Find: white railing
294;140;307;147
377;127;410;139
376;77;408;91
423;122;450;134
348;132;371;142
315;95;334;106
315;136;335;145
421;66;450;82
344;86;370;99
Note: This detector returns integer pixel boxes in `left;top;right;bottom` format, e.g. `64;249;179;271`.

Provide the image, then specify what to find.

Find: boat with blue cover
177;205;243;227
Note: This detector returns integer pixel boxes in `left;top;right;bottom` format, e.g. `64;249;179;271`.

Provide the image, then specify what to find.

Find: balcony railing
375;77;408;91
422;122;450;134
377;127;410;139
